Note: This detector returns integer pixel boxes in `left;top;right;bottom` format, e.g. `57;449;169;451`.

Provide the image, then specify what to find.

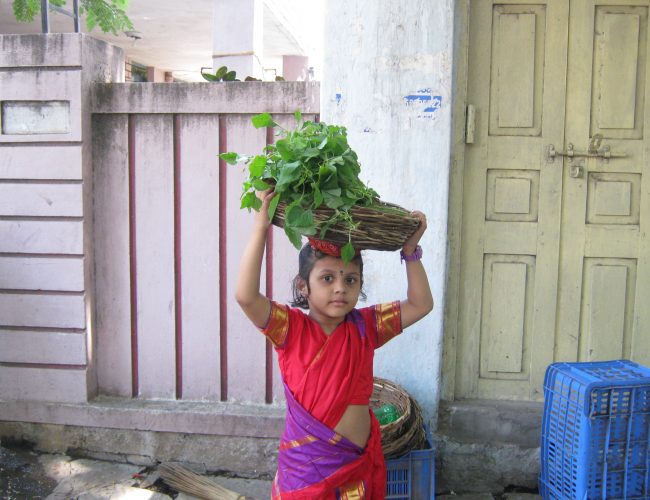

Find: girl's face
300;255;362;327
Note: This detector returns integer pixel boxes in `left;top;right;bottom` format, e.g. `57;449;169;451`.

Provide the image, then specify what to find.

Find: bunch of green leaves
13;0;133;35
201;66;285;82
201;66;238;82
220;112;379;262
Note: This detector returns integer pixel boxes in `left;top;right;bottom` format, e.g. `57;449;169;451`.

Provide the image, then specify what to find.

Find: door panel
489;4;546;135
579;258;637;361
557;0;650;368
458;0;650;401
458;0;567;400
480;255;535;377
590;6;647;139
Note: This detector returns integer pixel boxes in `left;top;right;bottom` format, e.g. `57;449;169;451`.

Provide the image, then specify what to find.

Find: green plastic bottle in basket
373;403;401;426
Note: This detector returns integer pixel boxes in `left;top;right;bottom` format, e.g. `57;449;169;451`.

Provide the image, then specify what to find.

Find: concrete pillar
322;0;454;426
212;0;264;80
282;55;309;81
0;33;124;403
146;66;166;83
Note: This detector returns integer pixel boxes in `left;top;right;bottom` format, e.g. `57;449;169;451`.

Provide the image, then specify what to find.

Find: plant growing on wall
221;112;414;263
201;66;238;82
12;0;133;35
201;66;285;83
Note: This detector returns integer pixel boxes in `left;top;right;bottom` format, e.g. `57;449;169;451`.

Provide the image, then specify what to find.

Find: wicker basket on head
370;377;427;459
271;201;420;252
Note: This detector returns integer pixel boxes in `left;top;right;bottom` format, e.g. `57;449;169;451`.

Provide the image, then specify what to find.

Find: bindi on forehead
316;268;360;276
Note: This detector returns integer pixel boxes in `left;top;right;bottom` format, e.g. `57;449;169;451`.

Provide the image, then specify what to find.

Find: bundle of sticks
158;462;245;500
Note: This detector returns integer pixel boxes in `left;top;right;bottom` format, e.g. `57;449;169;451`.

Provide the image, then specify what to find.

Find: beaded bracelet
400;245;423;262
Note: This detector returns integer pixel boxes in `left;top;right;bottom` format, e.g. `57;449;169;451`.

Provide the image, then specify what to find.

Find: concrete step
434;399;543;494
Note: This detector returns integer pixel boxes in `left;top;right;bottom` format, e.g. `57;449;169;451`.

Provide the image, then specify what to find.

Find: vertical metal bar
264;125;274;405
128;114;139;398
41;0;50;33
73;0;80;33
218;116;228;401
173;114;183;400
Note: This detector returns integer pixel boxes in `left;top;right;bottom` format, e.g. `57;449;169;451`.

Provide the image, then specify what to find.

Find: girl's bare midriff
334;404;371;448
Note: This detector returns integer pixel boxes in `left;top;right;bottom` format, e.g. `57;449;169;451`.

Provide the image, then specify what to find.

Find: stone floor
0;442;272;499
0;441;541;499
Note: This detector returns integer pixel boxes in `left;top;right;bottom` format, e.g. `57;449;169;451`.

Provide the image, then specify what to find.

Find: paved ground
0;441;541;499
0;442;272;499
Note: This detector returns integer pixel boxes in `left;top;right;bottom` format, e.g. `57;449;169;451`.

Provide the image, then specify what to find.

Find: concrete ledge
0;397;284;439
434;399;543;494
92;81;320;114
0;34;82;68
0;421;278;477
433;434;539;494
438;399;543;448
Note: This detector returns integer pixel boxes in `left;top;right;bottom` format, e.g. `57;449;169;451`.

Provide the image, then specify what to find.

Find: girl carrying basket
235;190;434;499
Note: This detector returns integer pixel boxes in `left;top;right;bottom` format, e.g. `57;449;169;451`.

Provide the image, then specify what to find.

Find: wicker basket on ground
370;377;427;459
271;201;419;251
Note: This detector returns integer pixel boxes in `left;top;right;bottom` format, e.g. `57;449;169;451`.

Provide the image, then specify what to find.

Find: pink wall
0;33;320;409
0;34;123;404
92;102;318;405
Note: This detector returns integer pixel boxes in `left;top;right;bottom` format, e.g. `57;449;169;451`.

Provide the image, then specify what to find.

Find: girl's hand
403;211;427;255
254;190;276;229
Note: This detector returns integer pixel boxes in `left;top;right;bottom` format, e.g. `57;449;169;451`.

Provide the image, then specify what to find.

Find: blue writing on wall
404;88;442;119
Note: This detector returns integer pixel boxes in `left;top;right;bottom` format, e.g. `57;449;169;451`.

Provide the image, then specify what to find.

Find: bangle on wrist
400;244;423;263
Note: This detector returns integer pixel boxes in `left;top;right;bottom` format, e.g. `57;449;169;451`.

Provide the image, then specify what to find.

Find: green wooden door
457;0;650;401
556;1;650;365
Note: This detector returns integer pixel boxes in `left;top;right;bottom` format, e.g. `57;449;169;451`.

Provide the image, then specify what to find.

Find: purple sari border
277;381;363;493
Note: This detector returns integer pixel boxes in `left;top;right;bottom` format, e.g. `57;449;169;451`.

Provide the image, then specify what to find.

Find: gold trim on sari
375;301;402;347
336;479;366;499
279;435;318;450
260;301;290;347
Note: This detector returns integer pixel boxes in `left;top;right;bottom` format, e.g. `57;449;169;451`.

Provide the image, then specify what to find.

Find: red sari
260;301;402;499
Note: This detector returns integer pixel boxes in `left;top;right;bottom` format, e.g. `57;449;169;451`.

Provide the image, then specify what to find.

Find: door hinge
465;104;476;144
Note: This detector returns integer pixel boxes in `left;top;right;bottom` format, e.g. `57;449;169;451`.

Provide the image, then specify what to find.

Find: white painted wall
322;0;454;425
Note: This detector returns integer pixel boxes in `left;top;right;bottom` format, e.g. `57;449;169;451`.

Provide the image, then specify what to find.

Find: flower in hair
307;237;360;258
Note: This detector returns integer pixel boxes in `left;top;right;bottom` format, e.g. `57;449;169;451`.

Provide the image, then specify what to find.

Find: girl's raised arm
235;191;274;328
399;211;434;330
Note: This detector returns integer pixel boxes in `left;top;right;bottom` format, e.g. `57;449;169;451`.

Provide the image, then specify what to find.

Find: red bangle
400;245;423;262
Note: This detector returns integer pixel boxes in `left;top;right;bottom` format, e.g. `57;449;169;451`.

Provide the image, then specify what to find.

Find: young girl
236;190;434;499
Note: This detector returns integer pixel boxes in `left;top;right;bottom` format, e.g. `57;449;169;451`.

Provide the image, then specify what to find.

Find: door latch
546;136;627;162
569;161;584;178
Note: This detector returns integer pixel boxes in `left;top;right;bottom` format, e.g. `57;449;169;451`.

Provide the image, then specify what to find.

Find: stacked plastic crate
386;446;436;499
385;424;436;500
540;360;650;499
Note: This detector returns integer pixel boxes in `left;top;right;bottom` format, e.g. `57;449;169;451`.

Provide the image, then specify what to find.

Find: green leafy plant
201;66;285;83
220;112;380;262
12;0;133;35
201;65;239;82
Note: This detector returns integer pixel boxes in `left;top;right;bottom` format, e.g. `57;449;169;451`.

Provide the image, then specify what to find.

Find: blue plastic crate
539;360;650;499
385;436;435;499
